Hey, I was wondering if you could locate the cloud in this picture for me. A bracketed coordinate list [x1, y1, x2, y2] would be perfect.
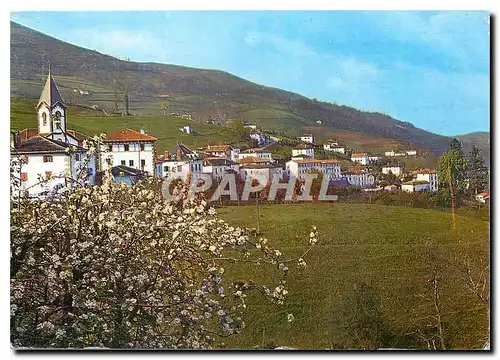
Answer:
[367, 11, 489, 70]
[244, 31, 317, 56]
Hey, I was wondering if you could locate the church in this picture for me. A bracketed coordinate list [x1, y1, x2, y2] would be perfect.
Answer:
[11, 72, 97, 199]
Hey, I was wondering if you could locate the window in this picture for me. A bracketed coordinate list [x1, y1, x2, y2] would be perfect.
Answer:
[43, 155, 53, 163]
[164, 166, 169, 172]
[177, 165, 182, 172]
[108, 145, 113, 152]
[75, 153, 80, 161]
[87, 168, 93, 175]
[45, 171, 52, 179]
[140, 143, 145, 151]
[124, 144, 129, 152]
[20, 172, 28, 181]
[144, 144, 152, 151]
[121, 160, 126, 166]
[42, 113, 47, 126]
[141, 159, 146, 168]
[129, 160, 134, 167]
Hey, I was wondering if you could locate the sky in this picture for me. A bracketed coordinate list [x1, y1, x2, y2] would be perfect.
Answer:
[10, 11, 490, 136]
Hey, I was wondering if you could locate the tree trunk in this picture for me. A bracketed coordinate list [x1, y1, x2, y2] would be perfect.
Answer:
[448, 176, 456, 231]
[256, 192, 261, 234]
[432, 271, 446, 350]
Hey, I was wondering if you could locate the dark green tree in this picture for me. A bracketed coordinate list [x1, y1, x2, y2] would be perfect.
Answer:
[467, 145, 488, 195]
[437, 150, 467, 231]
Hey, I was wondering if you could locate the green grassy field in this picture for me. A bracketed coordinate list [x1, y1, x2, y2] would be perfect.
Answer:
[216, 203, 489, 349]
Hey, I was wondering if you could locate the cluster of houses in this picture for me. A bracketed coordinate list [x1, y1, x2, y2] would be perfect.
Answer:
[10, 73, 454, 200]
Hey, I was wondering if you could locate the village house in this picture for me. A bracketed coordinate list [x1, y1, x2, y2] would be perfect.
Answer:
[384, 184, 399, 192]
[286, 158, 341, 181]
[299, 134, 315, 144]
[249, 132, 273, 146]
[203, 157, 240, 182]
[343, 166, 375, 188]
[351, 153, 370, 165]
[179, 125, 193, 134]
[238, 148, 273, 162]
[401, 180, 430, 193]
[382, 166, 403, 176]
[476, 192, 489, 203]
[239, 157, 283, 184]
[243, 123, 257, 130]
[414, 169, 439, 193]
[406, 150, 417, 156]
[101, 128, 157, 175]
[369, 155, 381, 162]
[11, 72, 97, 199]
[292, 143, 315, 158]
[205, 144, 240, 161]
[323, 140, 345, 154]
[156, 145, 203, 180]
[385, 150, 396, 157]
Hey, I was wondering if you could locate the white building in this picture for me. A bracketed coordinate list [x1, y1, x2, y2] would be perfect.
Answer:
[180, 125, 193, 134]
[415, 169, 439, 193]
[476, 192, 489, 203]
[351, 153, 370, 165]
[11, 72, 97, 199]
[156, 145, 203, 180]
[343, 167, 375, 188]
[406, 150, 417, 156]
[249, 133, 273, 146]
[206, 144, 233, 159]
[203, 157, 240, 182]
[401, 180, 430, 193]
[101, 128, 157, 175]
[369, 156, 381, 162]
[244, 124, 257, 130]
[323, 141, 345, 154]
[299, 134, 315, 144]
[292, 143, 315, 158]
[384, 185, 398, 192]
[239, 161, 284, 185]
[385, 150, 396, 157]
[238, 149, 273, 162]
[382, 166, 403, 176]
[286, 159, 341, 180]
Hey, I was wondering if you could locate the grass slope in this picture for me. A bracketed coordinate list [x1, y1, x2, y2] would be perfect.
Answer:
[217, 203, 489, 349]
[10, 98, 250, 153]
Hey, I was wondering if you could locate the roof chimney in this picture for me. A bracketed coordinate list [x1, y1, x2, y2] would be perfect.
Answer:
[176, 148, 182, 161]
[165, 151, 170, 160]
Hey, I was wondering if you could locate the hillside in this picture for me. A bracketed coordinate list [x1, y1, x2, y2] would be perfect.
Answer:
[11, 21, 466, 157]
[456, 132, 490, 166]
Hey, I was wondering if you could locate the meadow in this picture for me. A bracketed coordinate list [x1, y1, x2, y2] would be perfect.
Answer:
[216, 203, 489, 349]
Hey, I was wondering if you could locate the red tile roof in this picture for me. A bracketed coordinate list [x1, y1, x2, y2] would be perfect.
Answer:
[105, 128, 157, 142]
[239, 156, 267, 164]
[293, 159, 340, 164]
[351, 153, 368, 157]
[478, 192, 489, 197]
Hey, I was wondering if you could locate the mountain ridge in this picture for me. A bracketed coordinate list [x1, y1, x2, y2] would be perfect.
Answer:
[10, 20, 488, 162]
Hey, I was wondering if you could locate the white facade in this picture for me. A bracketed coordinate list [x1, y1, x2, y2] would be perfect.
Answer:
[239, 166, 284, 185]
[230, 148, 240, 162]
[415, 172, 439, 192]
[351, 154, 369, 165]
[286, 159, 341, 180]
[385, 150, 396, 157]
[344, 173, 375, 188]
[406, 150, 417, 156]
[101, 142, 155, 174]
[15, 151, 96, 199]
[401, 181, 430, 193]
[180, 125, 193, 134]
[203, 160, 240, 182]
[239, 150, 273, 162]
[324, 143, 345, 154]
[369, 156, 380, 162]
[158, 159, 203, 180]
[292, 147, 314, 158]
[300, 135, 315, 143]
[382, 166, 402, 176]
[250, 133, 273, 146]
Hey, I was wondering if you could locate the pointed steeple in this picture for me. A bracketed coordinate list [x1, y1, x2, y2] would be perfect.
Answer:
[37, 70, 65, 109]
